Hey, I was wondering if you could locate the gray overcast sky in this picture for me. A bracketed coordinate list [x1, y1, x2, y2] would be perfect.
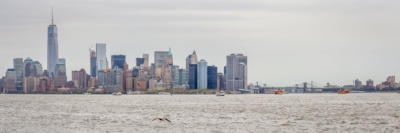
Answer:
[1, 0, 400, 87]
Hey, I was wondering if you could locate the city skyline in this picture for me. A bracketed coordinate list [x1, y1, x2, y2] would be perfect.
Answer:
[1, 0, 400, 86]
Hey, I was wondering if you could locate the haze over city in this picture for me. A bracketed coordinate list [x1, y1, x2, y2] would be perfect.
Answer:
[1, 0, 400, 86]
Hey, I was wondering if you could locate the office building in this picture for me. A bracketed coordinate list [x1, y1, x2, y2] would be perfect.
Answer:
[24, 58, 43, 77]
[197, 59, 207, 89]
[13, 58, 24, 92]
[154, 51, 169, 68]
[354, 79, 362, 89]
[366, 79, 374, 89]
[90, 49, 97, 77]
[96, 43, 107, 76]
[188, 64, 197, 89]
[47, 11, 59, 77]
[72, 69, 88, 89]
[54, 58, 67, 88]
[111, 55, 126, 69]
[136, 58, 144, 67]
[226, 54, 248, 90]
[4, 69, 17, 93]
[186, 50, 198, 70]
[207, 66, 218, 89]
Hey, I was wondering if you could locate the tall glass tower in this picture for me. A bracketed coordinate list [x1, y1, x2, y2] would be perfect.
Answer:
[197, 59, 208, 89]
[96, 43, 107, 76]
[47, 9, 58, 77]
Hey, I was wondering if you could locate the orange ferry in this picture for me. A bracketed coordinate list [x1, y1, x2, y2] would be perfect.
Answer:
[274, 89, 284, 95]
[337, 89, 349, 94]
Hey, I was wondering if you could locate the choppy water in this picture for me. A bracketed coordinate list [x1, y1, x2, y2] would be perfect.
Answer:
[0, 93, 399, 133]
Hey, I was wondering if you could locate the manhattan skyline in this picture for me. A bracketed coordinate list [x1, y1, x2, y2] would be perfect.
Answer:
[1, 0, 400, 86]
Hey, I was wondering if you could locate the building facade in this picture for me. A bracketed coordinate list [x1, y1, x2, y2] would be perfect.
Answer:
[111, 55, 126, 69]
[197, 59, 208, 89]
[47, 14, 59, 77]
[226, 54, 248, 90]
[96, 43, 107, 76]
[188, 64, 197, 89]
[207, 66, 218, 89]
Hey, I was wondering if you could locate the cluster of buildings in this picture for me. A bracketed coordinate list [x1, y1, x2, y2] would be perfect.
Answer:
[0, 15, 248, 94]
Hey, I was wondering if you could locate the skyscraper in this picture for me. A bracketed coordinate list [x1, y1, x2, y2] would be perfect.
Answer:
[4, 69, 17, 93]
[188, 64, 197, 89]
[90, 49, 97, 77]
[142, 54, 149, 68]
[96, 43, 107, 76]
[136, 58, 145, 67]
[24, 58, 43, 77]
[154, 51, 169, 68]
[226, 54, 248, 90]
[54, 58, 67, 88]
[207, 66, 218, 89]
[13, 58, 23, 92]
[111, 55, 126, 69]
[197, 59, 208, 89]
[47, 10, 59, 77]
[186, 50, 198, 70]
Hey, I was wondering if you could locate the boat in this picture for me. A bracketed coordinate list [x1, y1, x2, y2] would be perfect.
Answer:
[112, 92, 122, 96]
[83, 92, 91, 95]
[337, 89, 349, 94]
[216, 91, 225, 96]
[274, 89, 284, 95]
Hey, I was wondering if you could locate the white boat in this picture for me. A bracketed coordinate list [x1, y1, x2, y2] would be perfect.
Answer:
[216, 91, 225, 96]
[112, 92, 122, 96]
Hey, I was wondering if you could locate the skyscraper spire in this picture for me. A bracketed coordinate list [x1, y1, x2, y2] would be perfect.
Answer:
[51, 8, 54, 25]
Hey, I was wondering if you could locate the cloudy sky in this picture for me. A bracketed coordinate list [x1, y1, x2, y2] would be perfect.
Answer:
[0, 0, 399, 87]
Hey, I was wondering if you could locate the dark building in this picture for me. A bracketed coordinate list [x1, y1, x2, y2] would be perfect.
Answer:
[90, 57, 96, 77]
[207, 66, 218, 89]
[189, 64, 197, 89]
[217, 73, 225, 90]
[90, 50, 96, 77]
[111, 55, 126, 69]
[136, 58, 145, 67]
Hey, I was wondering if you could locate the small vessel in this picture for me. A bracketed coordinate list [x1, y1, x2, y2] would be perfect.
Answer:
[337, 89, 349, 94]
[216, 91, 225, 96]
[83, 92, 91, 95]
[274, 89, 284, 95]
[112, 92, 122, 96]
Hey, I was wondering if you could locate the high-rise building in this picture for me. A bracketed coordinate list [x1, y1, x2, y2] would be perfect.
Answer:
[24, 58, 43, 77]
[47, 10, 59, 77]
[111, 55, 126, 69]
[354, 79, 362, 89]
[142, 54, 149, 68]
[23, 76, 39, 93]
[226, 54, 248, 90]
[13, 58, 24, 92]
[366, 79, 374, 89]
[167, 48, 173, 66]
[186, 50, 198, 70]
[207, 66, 218, 89]
[72, 69, 88, 89]
[54, 58, 67, 88]
[197, 59, 208, 89]
[217, 73, 225, 90]
[188, 64, 197, 89]
[90, 49, 97, 77]
[173, 68, 189, 89]
[154, 51, 169, 68]
[96, 43, 107, 76]
[136, 58, 145, 67]
[4, 69, 17, 93]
